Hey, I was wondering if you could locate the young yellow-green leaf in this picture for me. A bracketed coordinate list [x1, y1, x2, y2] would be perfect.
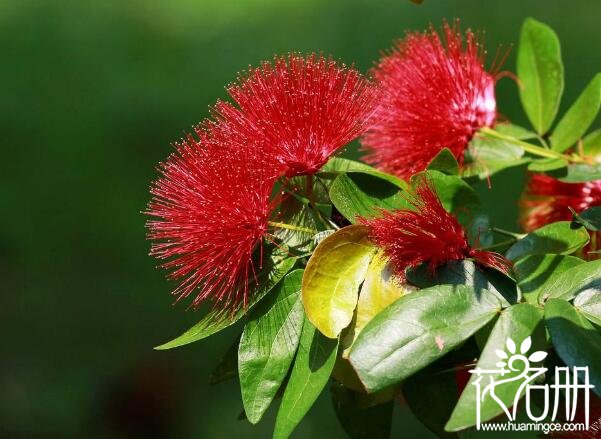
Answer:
[517, 18, 564, 134]
[583, 128, 601, 158]
[494, 122, 538, 140]
[445, 304, 546, 431]
[341, 251, 414, 357]
[574, 290, 601, 326]
[551, 73, 601, 152]
[505, 221, 589, 262]
[273, 317, 338, 439]
[427, 148, 459, 175]
[239, 270, 305, 424]
[527, 157, 568, 172]
[513, 254, 584, 305]
[557, 163, 601, 183]
[545, 299, 601, 397]
[541, 259, 601, 303]
[349, 285, 502, 393]
[329, 173, 409, 223]
[302, 225, 376, 338]
[330, 382, 394, 439]
[354, 252, 413, 337]
[155, 251, 296, 350]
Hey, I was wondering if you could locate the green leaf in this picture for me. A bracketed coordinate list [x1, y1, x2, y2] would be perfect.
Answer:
[427, 148, 459, 175]
[302, 225, 375, 338]
[404, 366, 459, 438]
[406, 259, 516, 307]
[574, 289, 601, 326]
[505, 221, 589, 262]
[545, 299, 601, 397]
[417, 170, 492, 246]
[330, 382, 393, 439]
[572, 206, 601, 231]
[513, 254, 584, 305]
[238, 270, 305, 424]
[155, 250, 296, 350]
[445, 304, 546, 431]
[349, 285, 502, 393]
[319, 157, 407, 189]
[583, 128, 601, 158]
[462, 133, 527, 179]
[551, 73, 601, 152]
[517, 18, 564, 134]
[209, 336, 240, 385]
[273, 317, 338, 439]
[494, 122, 538, 140]
[541, 259, 601, 302]
[557, 163, 601, 183]
[329, 173, 409, 223]
[527, 157, 568, 172]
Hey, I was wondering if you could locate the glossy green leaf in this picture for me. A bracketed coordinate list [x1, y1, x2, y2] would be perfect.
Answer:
[517, 18, 564, 134]
[273, 317, 338, 439]
[557, 163, 601, 183]
[545, 299, 601, 396]
[302, 225, 375, 338]
[541, 259, 601, 302]
[209, 336, 240, 385]
[155, 251, 296, 350]
[513, 254, 584, 305]
[572, 206, 601, 231]
[427, 148, 459, 175]
[418, 170, 492, 246]
[404, 366, 459, 438]
[330, 382, 394, 439]
[239, 270, 305, 424]
[320, 157, 407, 188]
[551, 73, 601, 152]
[505, 221, 589, 262]
[329, 173, 409, 223]
[494, 122, 538, 140]
[527, 157, 568, 172]
[462, 133, 527, 179]
[407, 259, 516, 307]
[349, 285, 502, 393]
[583, 128, 601, 158]
[445, 304, 546, 431]
[574, 289, 601, 326]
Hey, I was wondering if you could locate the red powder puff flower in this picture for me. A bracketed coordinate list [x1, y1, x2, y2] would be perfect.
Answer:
[520, 173, 601, 259]
[359, 178, 511, 278]
[213, 53, 378, 177]
[520, 173, 601, 231]
[362, 21, 500, 179]
[146, 122, 279, 309]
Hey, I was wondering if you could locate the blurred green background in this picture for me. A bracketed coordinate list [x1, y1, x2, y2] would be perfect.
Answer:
[3, 0, 601, 437]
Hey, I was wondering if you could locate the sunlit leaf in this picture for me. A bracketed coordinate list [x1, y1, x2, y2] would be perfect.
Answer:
[302, 225, 376, 338]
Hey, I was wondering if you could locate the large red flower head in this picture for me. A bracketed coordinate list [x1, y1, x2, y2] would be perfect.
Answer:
[362, 21, 498, 179]
[214, 53, 378, 177]
[359, 177, 510, 278]
[520, 173, 601, 231]
[146, 122, 278, 309]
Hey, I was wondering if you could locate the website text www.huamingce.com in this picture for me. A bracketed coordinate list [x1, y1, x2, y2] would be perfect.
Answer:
[479, 421, 588, 435]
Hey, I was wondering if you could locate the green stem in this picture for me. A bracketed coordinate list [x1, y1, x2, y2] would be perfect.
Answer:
[480, 127, 585, 163]
[268, 221, 317, 234]
[492, 227, 526, 239]
[478, 238, 517, 251]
